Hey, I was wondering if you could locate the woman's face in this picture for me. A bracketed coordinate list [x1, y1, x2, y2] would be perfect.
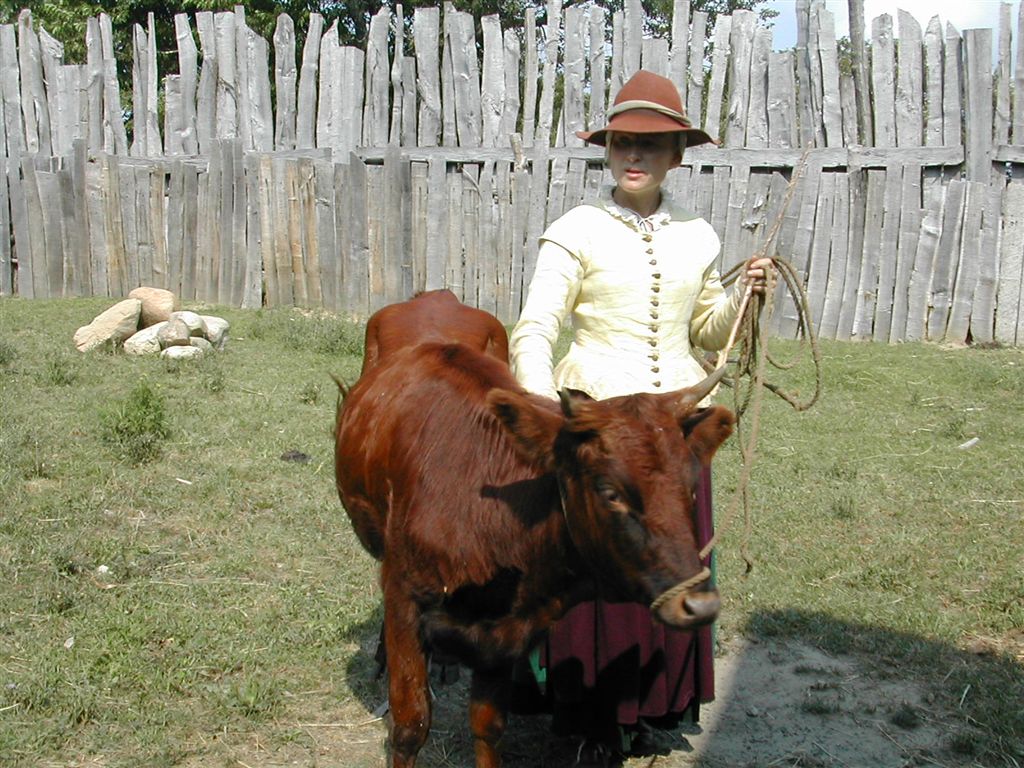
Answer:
[606, 131, 682, 200]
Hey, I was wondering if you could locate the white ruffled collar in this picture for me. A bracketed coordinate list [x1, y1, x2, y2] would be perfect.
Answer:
[599, 186, 676, 233]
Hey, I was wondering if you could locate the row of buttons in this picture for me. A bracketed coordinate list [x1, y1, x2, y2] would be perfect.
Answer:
[644, 232, 661, 388]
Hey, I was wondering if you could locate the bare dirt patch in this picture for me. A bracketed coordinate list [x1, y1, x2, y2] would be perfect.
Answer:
[191, 635, 977, 768]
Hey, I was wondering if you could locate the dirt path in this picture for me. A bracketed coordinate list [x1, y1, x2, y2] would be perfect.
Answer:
[493, 636, 957, 768]
[196, 636, 970, 768]
[644, 636, 956, 767]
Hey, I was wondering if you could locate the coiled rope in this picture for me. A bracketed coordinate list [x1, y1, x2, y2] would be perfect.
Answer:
[700, 154, 824, 570]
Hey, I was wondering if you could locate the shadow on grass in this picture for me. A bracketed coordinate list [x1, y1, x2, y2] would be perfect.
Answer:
[340, 607, 587, 767]
[340, 608, 1023, 767]
[341, 603, 387, 707]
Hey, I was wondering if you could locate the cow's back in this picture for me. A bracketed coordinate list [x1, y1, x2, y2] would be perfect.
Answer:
[361, 290, 509, 375]
[336, 342, 541, 567]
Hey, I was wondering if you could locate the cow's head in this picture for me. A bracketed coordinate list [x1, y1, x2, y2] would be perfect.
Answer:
[487, 370, 734, 629]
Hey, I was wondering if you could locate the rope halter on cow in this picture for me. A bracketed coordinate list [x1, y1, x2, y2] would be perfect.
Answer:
[557, 368, 728, 616]
[649, 566, 712, 613]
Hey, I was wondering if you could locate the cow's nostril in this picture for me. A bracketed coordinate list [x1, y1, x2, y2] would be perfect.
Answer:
[683, 591, 721, 621]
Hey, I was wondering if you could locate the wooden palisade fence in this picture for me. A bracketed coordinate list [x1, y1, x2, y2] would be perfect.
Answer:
[0, 0, 1023, 345]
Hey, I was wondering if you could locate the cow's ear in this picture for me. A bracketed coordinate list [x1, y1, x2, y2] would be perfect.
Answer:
[487, 389, 562, 468]
[679, 405, 735, 466]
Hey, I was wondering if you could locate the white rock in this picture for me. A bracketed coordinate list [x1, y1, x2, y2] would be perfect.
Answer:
[128, 287, 178, 327]
[190, 337, 214, 353]
[123, 322, 168, 356]
[157, 318, 192, 348]
[199, 315, 230, 348]
[73, 299, 142, 352]
[170, 310, 207, 337]
[161, 345, 205, 361]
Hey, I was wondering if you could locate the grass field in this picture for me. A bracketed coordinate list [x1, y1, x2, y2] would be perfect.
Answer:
[0, 297, 1021, 767]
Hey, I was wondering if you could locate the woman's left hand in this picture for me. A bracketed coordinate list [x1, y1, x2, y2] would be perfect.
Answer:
[742, 256, 774, 295]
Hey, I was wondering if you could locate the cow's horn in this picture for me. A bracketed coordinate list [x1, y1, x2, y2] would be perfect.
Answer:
[677, 365, 728, 408]
[330, 373, 350, 398]
[558, 388, 576, 418]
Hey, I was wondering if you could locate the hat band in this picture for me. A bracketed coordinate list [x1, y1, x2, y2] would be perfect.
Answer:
[607, 99, 691, 127]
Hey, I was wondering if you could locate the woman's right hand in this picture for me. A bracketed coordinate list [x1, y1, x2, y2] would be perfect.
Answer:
[742, 256, 774, 295]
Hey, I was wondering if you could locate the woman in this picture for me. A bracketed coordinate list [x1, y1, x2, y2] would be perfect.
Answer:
[508, 70, 771, 762]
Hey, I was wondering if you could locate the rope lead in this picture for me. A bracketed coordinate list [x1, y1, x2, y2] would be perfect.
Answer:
[701, 153, 824, 571]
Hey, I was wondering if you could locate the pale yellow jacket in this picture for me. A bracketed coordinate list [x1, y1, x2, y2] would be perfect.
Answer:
[510, 187, 742, 400]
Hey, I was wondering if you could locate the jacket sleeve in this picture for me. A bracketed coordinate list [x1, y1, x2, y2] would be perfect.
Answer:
[509, 240, 584, 399]
[688, 261, 745, 352]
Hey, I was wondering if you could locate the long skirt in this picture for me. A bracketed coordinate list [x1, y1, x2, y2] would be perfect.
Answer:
[514, 466, 715, 742]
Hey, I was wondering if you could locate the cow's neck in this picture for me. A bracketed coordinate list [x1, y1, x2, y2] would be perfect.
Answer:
[421, 474, 595, 666]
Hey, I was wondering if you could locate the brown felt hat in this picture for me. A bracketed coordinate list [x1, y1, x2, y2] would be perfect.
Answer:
[576, 69, 716, 148]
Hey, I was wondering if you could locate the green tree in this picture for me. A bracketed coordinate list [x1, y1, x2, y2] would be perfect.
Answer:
[0, 0, 527, 136]
[2, 0, 770, 72]
[0, 2, 530, 72]
[577, 0, 776, 36]
[1, 0, 771, 145]
[0, 2, 302, 73]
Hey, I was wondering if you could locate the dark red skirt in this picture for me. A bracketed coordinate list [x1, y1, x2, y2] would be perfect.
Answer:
[515, 467, 715, 741]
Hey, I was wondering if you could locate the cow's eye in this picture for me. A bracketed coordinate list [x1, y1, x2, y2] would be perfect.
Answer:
[596, 482, 626, 510]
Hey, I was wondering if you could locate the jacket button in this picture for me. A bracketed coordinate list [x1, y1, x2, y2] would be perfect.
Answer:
[650, 353, 660, 361]
[649, 259, 657, 266]
[651, 299, 659, 307]
[651, 366, 660, 373]
[648, 339, 657, 347]
[652, 272, 661, 279]
[650, 311, 659, 319]
[649, 324, 659, 332]
[651, 286, 660, 293]
[646, 248, 654, 255]
[653, 381, 662, 387]
[642, 234, 652, 242]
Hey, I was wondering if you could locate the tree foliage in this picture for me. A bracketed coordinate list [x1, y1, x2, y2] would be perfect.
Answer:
[0, 2, 531, 69]
[0, 0, 770, 113]
[584, 0, 775, 37]
[2, 0, 771, 64]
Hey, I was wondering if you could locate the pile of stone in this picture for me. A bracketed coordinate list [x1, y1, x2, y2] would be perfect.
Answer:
[73, 287, 230, 360]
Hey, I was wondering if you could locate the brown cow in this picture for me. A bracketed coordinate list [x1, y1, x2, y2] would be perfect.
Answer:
[334, 342, 733, 768]
[360, 289, 509, 375]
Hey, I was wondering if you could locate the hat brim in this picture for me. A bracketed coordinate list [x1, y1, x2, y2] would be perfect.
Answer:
[576, 108, 717, 148]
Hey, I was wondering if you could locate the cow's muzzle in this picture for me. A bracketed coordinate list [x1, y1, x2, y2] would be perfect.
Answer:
[650, 567, 721, 628]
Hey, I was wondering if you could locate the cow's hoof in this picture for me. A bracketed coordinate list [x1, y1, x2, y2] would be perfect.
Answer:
[428, 654, 461, 686]
[624, 720, 669, 757]
[573, 739, 618, 767]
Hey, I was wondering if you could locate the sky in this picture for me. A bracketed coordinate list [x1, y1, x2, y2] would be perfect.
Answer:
[763, 0, 1021, 50]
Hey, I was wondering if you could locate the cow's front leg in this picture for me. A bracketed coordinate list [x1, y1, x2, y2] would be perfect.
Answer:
[469, 666, 511, 768]
[383, 595, 430, 768]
